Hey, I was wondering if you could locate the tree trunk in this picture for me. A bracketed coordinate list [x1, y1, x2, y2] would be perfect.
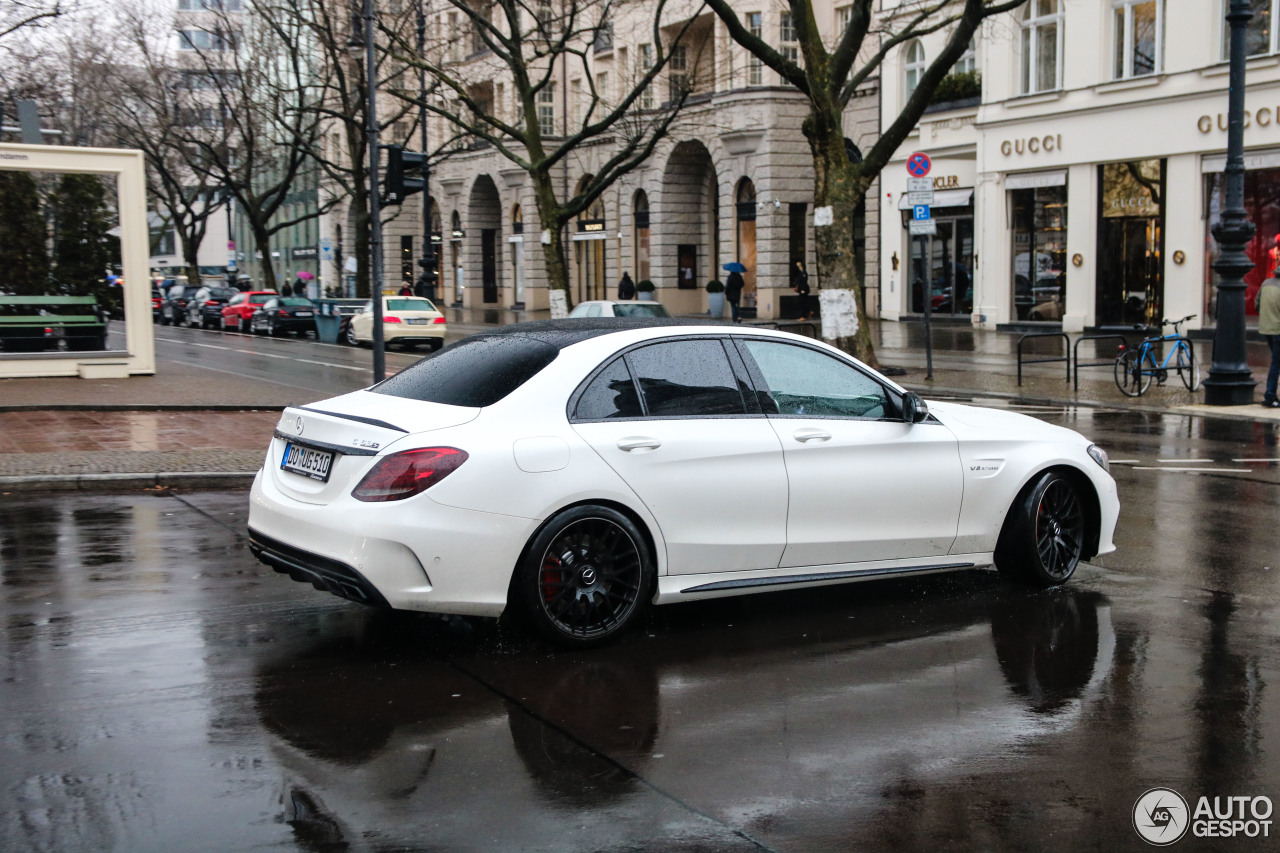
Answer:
[183, 236, 201, 285]
[353, 188, 371, 299]
[803, 114, 879, 369]
[250, 220, 276, 291]
[531, 172, 571, 308]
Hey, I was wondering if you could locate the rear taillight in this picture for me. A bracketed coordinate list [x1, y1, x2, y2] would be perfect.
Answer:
[352, 447, 468, 502]
[432, 317, 446, 324]
[384, 316, 402, 323]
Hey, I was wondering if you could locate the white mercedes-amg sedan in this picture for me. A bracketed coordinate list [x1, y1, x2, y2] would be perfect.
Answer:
[248, 320, 1119, 646]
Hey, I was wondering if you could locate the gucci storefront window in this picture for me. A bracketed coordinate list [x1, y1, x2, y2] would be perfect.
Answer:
[1205, 166, 1279, 326]
[1010, 183, 1068, 322]
[1098, 159, 1164, 327]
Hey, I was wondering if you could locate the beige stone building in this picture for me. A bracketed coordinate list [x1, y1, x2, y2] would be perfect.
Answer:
[344, 1, 880, 321]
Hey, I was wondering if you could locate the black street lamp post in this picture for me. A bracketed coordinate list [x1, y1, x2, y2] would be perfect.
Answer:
[416, 0, 436, 301]
[362, 0, 387, 383]
[1205, 0, 1258, 405]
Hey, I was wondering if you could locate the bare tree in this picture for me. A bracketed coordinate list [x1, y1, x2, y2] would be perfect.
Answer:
[392, 0, 705, 309]
[703, 0, 1024, 366]
[0, 1, 65, 43]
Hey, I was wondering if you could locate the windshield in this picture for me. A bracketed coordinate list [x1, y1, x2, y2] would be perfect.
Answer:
[280, 297, 313, 306]
[613, 303, 670, 318]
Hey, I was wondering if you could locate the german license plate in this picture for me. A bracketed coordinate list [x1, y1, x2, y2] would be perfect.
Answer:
[281, 441, 334, 482]
[295, 311, 313, 317]
[406, 318, 429, 325]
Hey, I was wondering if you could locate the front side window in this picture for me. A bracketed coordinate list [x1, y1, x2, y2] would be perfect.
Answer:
[904, 40, 925, 97]
[1021, 0, 1062, 94]
[626, 339, 747, 417]
[1113, 0, 1162, 79]
[738, 340, 891, 419]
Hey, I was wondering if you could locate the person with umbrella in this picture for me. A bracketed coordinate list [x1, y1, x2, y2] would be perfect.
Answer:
[722, 262, 746, 323]
[294, 270, 314, 297]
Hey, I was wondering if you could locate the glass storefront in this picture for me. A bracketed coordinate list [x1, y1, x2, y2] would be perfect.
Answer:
[1205, 166, 1278, 325]
[909, 213, 974, 316]
[1097, 159, 1164, 326]
[1010, 184, 1068, 321]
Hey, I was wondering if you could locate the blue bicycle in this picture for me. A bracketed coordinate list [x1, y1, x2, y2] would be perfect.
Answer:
[1113, 314, 1201, 397]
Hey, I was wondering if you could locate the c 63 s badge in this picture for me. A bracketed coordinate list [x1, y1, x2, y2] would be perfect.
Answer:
[352, 438, 380, 449]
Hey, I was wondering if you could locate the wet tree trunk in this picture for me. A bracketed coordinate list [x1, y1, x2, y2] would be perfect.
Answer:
[250, 219, 276, 292]
[802, 110, 878, 369]
[532, 172, 571, 312]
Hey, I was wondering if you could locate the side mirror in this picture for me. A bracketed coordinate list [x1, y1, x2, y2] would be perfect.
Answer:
[902, 391, 929, 424]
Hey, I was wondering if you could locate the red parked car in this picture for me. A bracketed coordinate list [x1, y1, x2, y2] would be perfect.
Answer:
[221, 290, 279, 333]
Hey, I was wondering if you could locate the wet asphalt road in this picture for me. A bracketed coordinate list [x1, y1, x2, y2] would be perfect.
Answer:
[2, 407, 1280, 852]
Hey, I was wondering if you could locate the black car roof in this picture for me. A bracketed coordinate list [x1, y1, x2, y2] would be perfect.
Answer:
[468, 317, 718, 351]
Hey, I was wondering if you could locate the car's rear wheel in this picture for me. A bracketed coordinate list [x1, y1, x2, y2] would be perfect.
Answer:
[515, 506, 652, 647]
[995, 471, 1085, 587]
[345, 324, 360, 346]
[239, 316, 251, 334]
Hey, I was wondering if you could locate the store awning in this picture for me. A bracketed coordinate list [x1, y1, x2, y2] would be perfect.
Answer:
[897, 188, 973, 209]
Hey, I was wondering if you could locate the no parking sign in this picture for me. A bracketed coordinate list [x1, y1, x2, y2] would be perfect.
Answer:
[906, 151, 932, 177]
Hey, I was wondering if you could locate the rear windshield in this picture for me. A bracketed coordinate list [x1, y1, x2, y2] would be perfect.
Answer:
[386, 298, 434, 311]
[280, 297, 313, 306]
[373, 335, 559, 407]
[613, 303, 669, 318]
[208, 288, 237, 299]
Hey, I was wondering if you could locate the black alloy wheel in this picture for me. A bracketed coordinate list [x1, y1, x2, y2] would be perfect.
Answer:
[516, 506, 652, 647]
[995, 471, 1086, 587]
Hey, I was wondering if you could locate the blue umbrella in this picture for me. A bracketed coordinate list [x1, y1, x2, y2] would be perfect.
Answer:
[722, 262, 748, 273]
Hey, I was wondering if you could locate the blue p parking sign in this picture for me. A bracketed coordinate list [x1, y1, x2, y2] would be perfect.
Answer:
[912, 204, 931, 221]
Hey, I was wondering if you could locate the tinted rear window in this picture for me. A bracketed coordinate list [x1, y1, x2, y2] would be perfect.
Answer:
[613, 303, 669, 318]
[387, 298, 434, 311]
[373, 335, 559, 407]
[280, 297, 313, 306]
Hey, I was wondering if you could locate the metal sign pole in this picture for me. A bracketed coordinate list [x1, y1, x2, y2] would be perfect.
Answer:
[920, 235, 933, 381]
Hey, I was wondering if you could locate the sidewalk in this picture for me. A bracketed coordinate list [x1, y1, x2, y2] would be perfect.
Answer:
[2, 310, 1277, 491]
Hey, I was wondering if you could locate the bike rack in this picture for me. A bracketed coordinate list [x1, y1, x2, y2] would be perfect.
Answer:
[1072, 334, 1131, 391]
[1016, 332, 1071, 386]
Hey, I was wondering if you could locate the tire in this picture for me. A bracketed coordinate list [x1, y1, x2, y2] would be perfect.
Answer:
[269, 319, 281, 337]
[428, 338, 444, 352]
[239, 316, 251, 334]
[1113, 350, 1151, 397]
[1176, 341, 1200, 391]
[995, 471, 1086, 588]
[159, 310, 171, 326]
[514, 505, 653, 647]
[345, 324, 360, 346]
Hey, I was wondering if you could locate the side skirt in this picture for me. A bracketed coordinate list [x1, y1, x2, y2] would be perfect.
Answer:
[655, 554, 993, 604]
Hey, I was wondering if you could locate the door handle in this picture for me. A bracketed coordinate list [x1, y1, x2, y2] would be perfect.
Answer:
[617, 436, 662, 452]
[792, 428, 832, 443]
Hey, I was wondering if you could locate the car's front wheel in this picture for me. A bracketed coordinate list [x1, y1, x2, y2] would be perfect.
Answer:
[345, 324, 360, 346]
[514, 506, 652, 647]
[995, 471, 1085, 587]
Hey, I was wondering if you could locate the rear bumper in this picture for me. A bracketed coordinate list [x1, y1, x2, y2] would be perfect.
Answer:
[248, 528, 390, 607]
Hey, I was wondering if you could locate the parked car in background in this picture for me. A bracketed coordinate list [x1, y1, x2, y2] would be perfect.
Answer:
[151, 286, 163, 322]
[346, 296, 446, 350]
[251, 297, 318, 337]
[221, 290, 278, 333]
[568, 300, 672, 319]
[159, 283, 207, 326]
[187, 285, 240, 329]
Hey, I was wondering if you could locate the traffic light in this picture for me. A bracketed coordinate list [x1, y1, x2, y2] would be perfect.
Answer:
[383, 145, 426, 204]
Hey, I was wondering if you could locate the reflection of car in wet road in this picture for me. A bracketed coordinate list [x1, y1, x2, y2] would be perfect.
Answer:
[248, 320, 1119, 647]
[253, 583, 1112, 850]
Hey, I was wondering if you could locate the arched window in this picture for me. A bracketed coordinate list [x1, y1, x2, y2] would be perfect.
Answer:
[904, 40, 925, 97]
[1021, 0, 1063, 94]
[633, 190, 650, 283]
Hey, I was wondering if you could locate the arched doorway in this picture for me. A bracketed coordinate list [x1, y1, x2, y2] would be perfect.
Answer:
[510, 204, 525, 306]
[574, 177, 607, 302]
[468, 175, 502, 304]
[735, 178, 757, 307]
[661, 140, 717, 303]
[633, 190, 650, 284]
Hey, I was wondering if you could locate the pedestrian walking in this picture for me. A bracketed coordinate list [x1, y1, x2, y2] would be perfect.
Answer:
[725, 270, 744, 323]
[618, 272, 636, 300]
[1258, 271, 1280, 408]
[792, 261, 811, 319]
[399, 280, 413, 296]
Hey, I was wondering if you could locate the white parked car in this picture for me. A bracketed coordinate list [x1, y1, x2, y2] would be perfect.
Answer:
[568, 300, 671, 319]
[346, 296, 447, 350]
[248, 320, 1119, 646]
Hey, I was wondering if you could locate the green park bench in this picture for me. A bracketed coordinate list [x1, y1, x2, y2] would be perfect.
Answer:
[0, 295, 109, 353]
